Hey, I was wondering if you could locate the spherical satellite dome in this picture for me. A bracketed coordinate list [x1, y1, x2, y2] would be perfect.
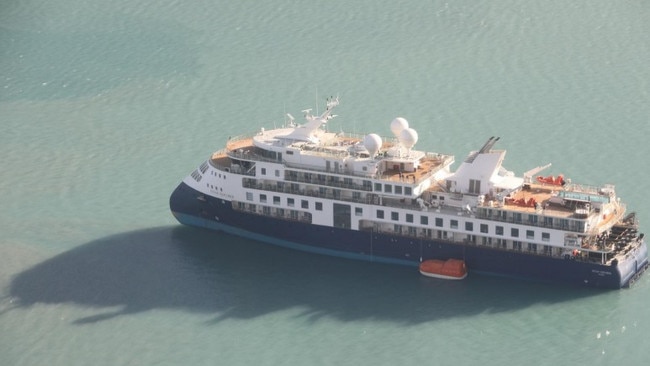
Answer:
[363, 133, 382, 157]
[399, 128, 418, 149]
[390, 117, 409, 137]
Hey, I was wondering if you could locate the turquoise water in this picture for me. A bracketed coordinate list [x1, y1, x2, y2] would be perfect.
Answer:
[1, 1, 649, 365]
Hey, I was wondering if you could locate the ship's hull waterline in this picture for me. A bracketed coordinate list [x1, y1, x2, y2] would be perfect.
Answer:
[171, 182, 649, 289]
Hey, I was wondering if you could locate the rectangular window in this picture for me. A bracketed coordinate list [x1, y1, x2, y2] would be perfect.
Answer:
[355, 207, 362, 216]
[513, 241, 522, 251]
[528, 243, 537, 252]
[261, 168, 266, 175]
[374, 183, 382, 192]
[273, 196, 280, 205]
[406, 214, 413, 223]
[544, 217, 554, 227]
[315, 202, 323, 211]
[450, 220, 458, 229]
[395, 186, 403, 194]
[377, 210, 384, 219]
[391, 212, 399, 221]
[465, 222, 473, 231]
[404, 187, 412, 195]
[246, 192, 253, 201]
[496, 226, 504, 235]
[384, 184, 392, 193]
[511, 228, 519, 237]
[421, 216, 429, 225]
[275, 170, 280, 177]
[480, 224, 488, 233]
[301, 200, 309, 209]
[260, 194, 267, 203]
[526, 230, 534, 239]
[287, 198, 295, 207]
[469, 179, 481, 194]
[542, 232, 550, 242]
[435, 218, 443, 227]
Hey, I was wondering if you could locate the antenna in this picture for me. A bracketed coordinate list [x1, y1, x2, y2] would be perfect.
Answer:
[286, 113, 295, 127]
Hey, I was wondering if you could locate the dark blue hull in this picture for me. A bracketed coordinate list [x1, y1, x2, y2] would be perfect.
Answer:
[170, 182, 648, 289]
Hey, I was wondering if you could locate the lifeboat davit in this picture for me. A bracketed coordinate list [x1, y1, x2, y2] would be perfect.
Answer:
[536, 174, 565, 186]
[419, 259, 468, 280]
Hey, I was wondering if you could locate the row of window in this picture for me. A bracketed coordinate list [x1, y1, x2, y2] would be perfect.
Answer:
[373, 182, 413, 196]
[210, 170, 227, 179]
[234, 202, 312, 223]
[260, 167, 280, 177]
[244, 190, 552, 243]
[267, 167, 415, 197]
[247, 192, 323, 211]
[477, 207, 585, 232]
[190, 169, 202, 182]
[374, 209, 552, 242]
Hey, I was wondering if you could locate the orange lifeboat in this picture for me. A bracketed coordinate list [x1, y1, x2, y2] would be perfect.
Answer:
[536, 174, 565, 186]
[419, 259, 467, 280]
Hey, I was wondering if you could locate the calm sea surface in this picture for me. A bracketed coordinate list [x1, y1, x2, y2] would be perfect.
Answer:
[1, 1, 649, 365]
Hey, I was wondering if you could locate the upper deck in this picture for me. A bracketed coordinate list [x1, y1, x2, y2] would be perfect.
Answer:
[212, 132, 454, 183]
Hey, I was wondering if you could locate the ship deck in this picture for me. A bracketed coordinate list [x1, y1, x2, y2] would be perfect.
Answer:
[213, 136, 452, 184]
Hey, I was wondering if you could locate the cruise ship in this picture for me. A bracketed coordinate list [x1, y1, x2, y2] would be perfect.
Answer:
[170, 97, 648, 288]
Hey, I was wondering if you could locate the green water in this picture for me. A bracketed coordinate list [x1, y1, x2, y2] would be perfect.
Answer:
[1, 1, 649, 365]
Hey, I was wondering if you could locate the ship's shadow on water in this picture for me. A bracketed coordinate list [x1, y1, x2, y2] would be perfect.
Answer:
[9, 226, 602, 324]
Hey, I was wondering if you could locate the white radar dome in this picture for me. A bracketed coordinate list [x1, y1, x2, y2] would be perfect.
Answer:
[363, 133, 382, 157]
[399, 128, 418, 149]
[390, 117, 409, 137]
